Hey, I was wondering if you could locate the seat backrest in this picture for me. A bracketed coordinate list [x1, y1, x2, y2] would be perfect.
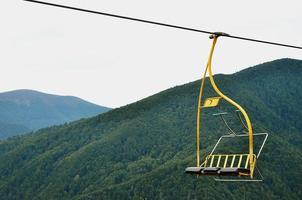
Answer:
[204, 154, 256, 169]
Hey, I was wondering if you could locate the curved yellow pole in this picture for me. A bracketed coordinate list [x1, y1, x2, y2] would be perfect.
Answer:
[197, 35, 255, 178]
[196, 64, 209, 167]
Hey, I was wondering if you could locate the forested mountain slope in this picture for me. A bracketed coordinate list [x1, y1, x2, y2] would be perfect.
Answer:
[0, 58, 301, 200]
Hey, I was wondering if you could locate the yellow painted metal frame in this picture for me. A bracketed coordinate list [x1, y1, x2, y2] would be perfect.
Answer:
[196, 35, 255, 178]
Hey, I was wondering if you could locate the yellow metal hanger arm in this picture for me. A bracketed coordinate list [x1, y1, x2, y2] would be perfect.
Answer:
[196, 35, 255, 178]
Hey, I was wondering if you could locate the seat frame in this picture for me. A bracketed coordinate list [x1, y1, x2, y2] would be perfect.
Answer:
[186, 133, 268, 181]
[209, 133, 268, 159]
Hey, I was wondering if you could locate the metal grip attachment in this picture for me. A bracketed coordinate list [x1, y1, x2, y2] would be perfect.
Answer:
[210, 32, 230, 39]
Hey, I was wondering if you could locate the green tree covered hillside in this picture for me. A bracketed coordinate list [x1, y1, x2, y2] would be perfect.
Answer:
[0, 58, 301, 199]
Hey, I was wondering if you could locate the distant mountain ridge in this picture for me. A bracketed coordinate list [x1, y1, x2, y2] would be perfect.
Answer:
[0, 89, 110, 138]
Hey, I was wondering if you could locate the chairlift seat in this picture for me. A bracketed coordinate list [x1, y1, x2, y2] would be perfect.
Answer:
[186, 154, 256, 177]
[185, 167, 204, 174]
[217, 167, 250, 176]
[202, 167, 220, 175]
[217, 167, 251, 176]
[218, 167, 244, 176]
[185, 166, 250, 176]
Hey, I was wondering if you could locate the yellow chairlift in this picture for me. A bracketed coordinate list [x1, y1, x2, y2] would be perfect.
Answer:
[185, 33, 268, 182]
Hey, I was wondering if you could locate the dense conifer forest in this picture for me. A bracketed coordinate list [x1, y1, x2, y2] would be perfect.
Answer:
[0, 58, 301, 199]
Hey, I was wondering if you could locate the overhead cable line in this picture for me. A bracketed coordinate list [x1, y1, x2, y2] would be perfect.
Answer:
[24, 0, 302, 50]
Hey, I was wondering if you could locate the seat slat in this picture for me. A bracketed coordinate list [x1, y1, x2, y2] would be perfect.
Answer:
[216, 155, 221, 167]
[238, 155, 243, 168]
[210, 155, 215, 167]
[245, 155, 250, 169]
[230, 155, 236, 167]
[223, 155, 229, 168]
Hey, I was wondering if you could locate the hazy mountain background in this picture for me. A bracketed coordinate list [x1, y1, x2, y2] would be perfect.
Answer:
[0, 90, 111, 139]
[0, 58, 301, 199]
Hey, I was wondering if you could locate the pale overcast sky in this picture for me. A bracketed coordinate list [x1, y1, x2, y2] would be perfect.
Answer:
[1, 0, 301, 107]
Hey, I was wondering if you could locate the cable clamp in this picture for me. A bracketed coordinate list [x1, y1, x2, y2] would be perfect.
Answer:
[210, 32, 230, 39]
